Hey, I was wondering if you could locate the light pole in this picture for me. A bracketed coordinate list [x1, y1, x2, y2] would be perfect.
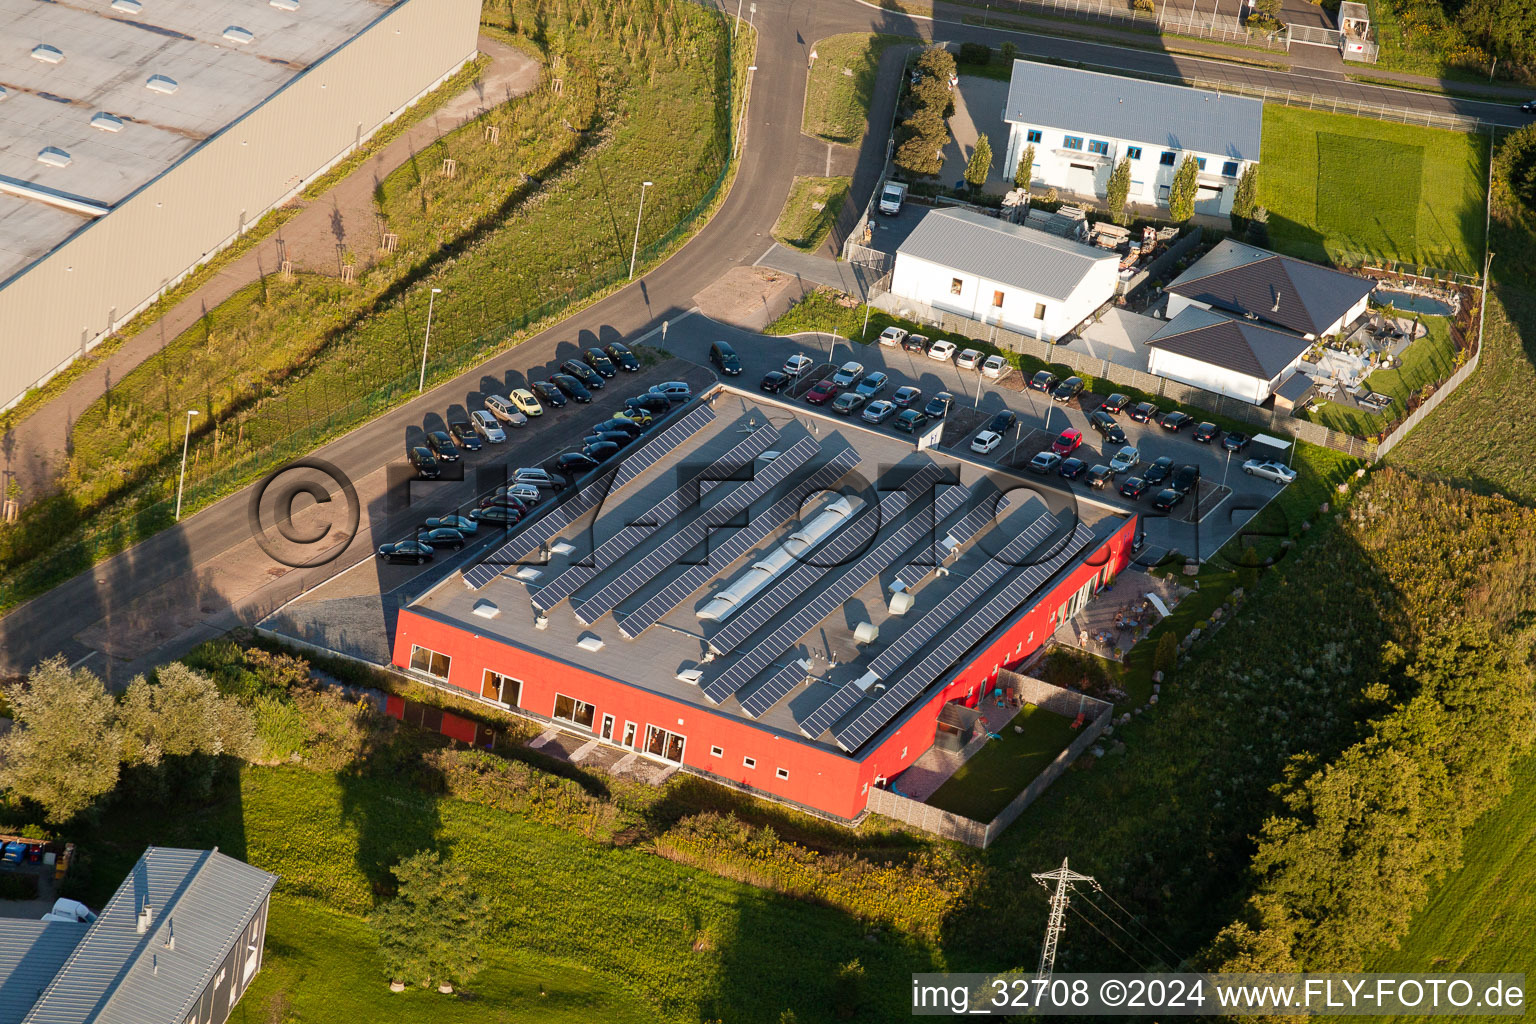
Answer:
[748, 1, 756, 34]
[418, 287, 442, 393]
[629, 180, 653, 280]
[734, 66, 757, 160]
[1221, 448, 1233, 490]
[734, 0, 745, 35]
[809, 48, 818, 72]
[828, 329, 841, 367]
[175, 409, 199, 522]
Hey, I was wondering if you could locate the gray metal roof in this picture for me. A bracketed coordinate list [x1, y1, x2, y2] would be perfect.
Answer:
[895, 207, 1117, 301]
[1146, 306, 1311, 380]
[0, 921, 86, 1024]
[1004, 60, 1262, 162]
[1167, 238, 1374, 336]
[23, 848, 277, 1024]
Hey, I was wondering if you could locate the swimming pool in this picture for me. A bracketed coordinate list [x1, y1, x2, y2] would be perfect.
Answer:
[1372, 288, 1454, 317]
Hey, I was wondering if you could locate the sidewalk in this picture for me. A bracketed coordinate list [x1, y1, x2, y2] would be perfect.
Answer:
[1, 36, 540, 506]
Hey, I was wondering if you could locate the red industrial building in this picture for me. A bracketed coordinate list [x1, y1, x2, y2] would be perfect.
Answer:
[392, 389, 1137, 821]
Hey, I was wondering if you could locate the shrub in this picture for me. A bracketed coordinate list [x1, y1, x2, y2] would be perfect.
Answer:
[958, 42, 991, 65]
[999, 41, 1018, 61]
[371, 849, 489, 989]
[0, 874, 37, 901]
[1168, 156, 1200, 222]
[1153, 633, 1180, 677]
[1014, 143, 1035, 189]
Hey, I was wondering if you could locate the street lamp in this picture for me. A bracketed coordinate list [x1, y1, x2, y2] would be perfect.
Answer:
[734, 66, 758, 160]
[418, 287, 442, 393]
[828, 329, 842, 367]
[734, 0, 745, 36]
[629, 180, 653, 280]
[175, 409, 199, 522]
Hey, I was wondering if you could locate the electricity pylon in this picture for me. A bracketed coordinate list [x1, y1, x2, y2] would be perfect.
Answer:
[1032, 858, 1097, 981]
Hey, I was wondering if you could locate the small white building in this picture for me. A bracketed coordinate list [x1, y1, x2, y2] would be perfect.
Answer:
[889, 207, 1119, 341]
[1001, 61, 1262, 217]
[1166, 238, 1374, 340]
[1145, 306, 1312, 405]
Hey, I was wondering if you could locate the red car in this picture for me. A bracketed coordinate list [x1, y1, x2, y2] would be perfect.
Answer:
[1051, 428, 1083, 455]
[805, 379, 841, 406]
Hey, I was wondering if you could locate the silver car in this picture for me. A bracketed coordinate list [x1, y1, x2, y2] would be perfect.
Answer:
[1108, 446, 1140, 475]
[471, 410, 508, 442]
[1243, 458, 1297, 484]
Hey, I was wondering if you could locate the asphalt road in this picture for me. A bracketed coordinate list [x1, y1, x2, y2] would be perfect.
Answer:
[0, 0, 1520, 680]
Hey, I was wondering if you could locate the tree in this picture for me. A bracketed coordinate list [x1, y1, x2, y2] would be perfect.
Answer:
[1245, 205, 1271, 247]
[1230, 165, 1259, 230]
[1013, 143, 1035, 189]
[910, 73, 953, 116]
[999, 41, 1018, 62]
[372, 850, 490, 990]
[915, 45, 956, 84]
[119, 664, 255, 799]
[1153, 632, 1179, 678]
[1168, 155, 1200, 222]
[896, 107, 947, 177]
[1105, 157, 1133, 225]
[831, 958, 866, 1020]
[1248, 0, 1283, 31]
[964, 133, 993, 189]
[1496, 123, 1536, 213]
[0, 657, 122, 823]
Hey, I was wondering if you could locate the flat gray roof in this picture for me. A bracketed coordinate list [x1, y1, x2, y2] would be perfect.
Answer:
[0, 0, 394, 283]
[1004, 60, 1263, 162]
[897, 207, 1117, 301]
[411, 390, 1125, 758]
[0, 921, 86, 1024]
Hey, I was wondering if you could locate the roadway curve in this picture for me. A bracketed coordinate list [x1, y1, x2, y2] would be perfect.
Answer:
[0, 0, 1525, 681]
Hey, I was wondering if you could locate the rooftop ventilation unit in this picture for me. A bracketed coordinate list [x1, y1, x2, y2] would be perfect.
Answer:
[470, 599, 500, 620]
[675, 668, 703, 684]
[145, 75, 179, 95]
[513, 566, 541, 582]
[90, 112, 124, 133]
[32, 45, 64, 64]
[36, 147, 72, 168]
[887, 590, 915, 616]
[549, 540, 575, 557]
[576, 635, 605, 653]
[270, 0, 300, 9]
[222, 26, 254, 44]
[852, 622, 879, 645]
[111, 0, 142, 12]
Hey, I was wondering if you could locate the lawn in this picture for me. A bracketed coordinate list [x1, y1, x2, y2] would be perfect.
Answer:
[802, 33, 910, 146]
[771, 176, 851, 251]
[1302, 313, 1461, 437]
[926, 705, 1081, 821]
[1259, 106, 1488, 274]
[235, 896, 660, 1024]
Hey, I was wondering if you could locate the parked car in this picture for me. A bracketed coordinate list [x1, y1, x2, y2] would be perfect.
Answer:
[501, 482, 542, 505]
[467, 410, 505, 444]
[1051, 428, 1083, 455]
[855, 371, 889, 398]
[1100, 393, 1130, 414]
[986, 409, 1017, 434]
[532, 380, 568, 408]
[830, 361, 865, 387]
[955, 348, 982, 370]
[927, 339, 957, 362]
[425, 430, 460, 462]
[1222, 431, 1252, 453]
[1087, 464, 1115, 489]
[1058, 457, 1088, 480]
[760, 370, 791, 394]
[605, 341, 640, 371]
[426, 515, 478, 536]
[1243, 459, 1297, 484]
[970, 430, 1003, 455]
[1052, 376, 1084, 403]
[583, 440, 622, 462]
[1028, 451, 1063, 475]
[484, 394, 530, 426]
[805, 379, 840, 405]
[1130, 401, 1159, 423]
[1523, 98, 1536, 114]
[981, 354, 1008, 379]
[551, 373, 592, 403]
[648, 381, 692, 402]
[892, 385, 922, 409]
[583, 430, 636, 449]
[612, 407, 653, 428]
[479, 493, 529, 515]
[893, 409, 930, 433]
[561, 359, 605, 389]
[862, 399, 897, 424]
[555, 452, 599, 474]
[831, 392, 868, 416]
[923, 392, 954, 419]
[378, 540, 434, 565]
[1151, 488, 1185, 512]
[1160, 411, 1195, 432]
[783, 354, 815, 377]
[509, 388, 543, 417]
[878, 326, 908, 347]
[1119, 475, 1150, 499]
[583, 348, 617, 378]
[1171, 464, 1201, 494]
[1108, 446, 1140, 474]
[1088, 410, 1127, 445]
[592, 418, 643, 437]
[447, 419, 482, 452]
[1029, 370, 1059, 393]
[1193, 421, 1219, 443]
[710, 340, 743, 376]
[409, 446, 440, 479]
[903, 333, 928, 353]
[515, 467, 568, 492]
[469, 504, 523, 526]
[1143, 455, 1175, 485]
[416, 527, 467, 551]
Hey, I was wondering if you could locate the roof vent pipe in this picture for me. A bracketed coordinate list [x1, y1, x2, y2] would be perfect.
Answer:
[137, 904, 153, 934]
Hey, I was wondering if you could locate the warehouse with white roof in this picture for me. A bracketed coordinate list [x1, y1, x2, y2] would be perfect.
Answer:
[0, 0, 480, 412]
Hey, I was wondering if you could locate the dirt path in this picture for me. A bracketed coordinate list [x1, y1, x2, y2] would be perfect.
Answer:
[1, 36, 539, 505]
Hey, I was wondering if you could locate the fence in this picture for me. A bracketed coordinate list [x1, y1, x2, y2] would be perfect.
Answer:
[1117, 226, 1205, 297]
[976, 0, 1289, 51]
[864, 671, 1112, 848]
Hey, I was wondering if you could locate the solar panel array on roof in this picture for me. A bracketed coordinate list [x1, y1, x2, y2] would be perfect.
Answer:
[706, 463, 951, 656]
[700, 478, 972, 705]
[462, 468, 619, 589]
[891, 491, 1012, 592]
[571, 435, 820, 624]
[797, 680, 866, 738]
[616, 447, 863, 638]
[832, 522, 1095, 752]
[740, 658, 812, 719]
[608, 403, 717, 491]
[530, 423, 777, 611]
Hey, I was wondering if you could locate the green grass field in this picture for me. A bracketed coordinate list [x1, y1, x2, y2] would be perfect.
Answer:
[1259, 106, 1488, 274]
[927, 706, 1080, 821]
[772, 176, 850, 251]
[235, 896, 659, 1024]
[802, 33, 909, 145]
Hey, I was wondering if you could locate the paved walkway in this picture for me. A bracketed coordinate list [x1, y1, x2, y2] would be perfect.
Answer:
[1, 37, 539, 505]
